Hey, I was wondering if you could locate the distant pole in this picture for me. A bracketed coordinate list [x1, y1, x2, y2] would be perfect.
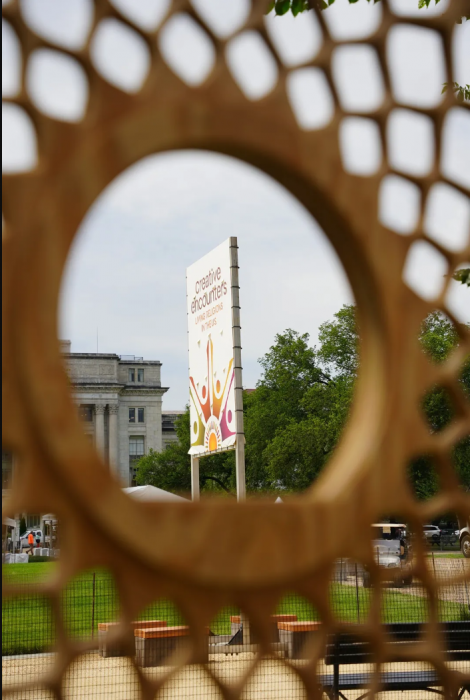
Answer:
[96, 328, 98, 354]
[355, 563, 361, 624]
[461, 560, 470, 610]
[91, 572, 96, 640]
[191, 456, 200, 501]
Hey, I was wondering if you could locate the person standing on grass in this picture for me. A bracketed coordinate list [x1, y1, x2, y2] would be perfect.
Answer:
[27, 531, 34, 555]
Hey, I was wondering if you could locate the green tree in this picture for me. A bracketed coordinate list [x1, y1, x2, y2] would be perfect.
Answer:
[408, 312, 470, 499]
[420, 311, 461, 363]
[268, 0, 469, 24]
[244, 306, 356, 491]
[262, 416, 328, 490]
[453, 268, 470, 286]
[137, 307, 468, 499]
[317, 304, 358, 378]
[244, 328, 331, 490]
[263, 375, 354, 489]
[420, 311, 470, 431]
[20, 517, 27, 536]
[257, 307, 469, 497]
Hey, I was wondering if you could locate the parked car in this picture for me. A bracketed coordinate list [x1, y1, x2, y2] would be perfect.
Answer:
[364, 524, 413, 588]
[460, 526, 470, 558]
[19, 529, 43, 550]
[423, 524, 441, 544]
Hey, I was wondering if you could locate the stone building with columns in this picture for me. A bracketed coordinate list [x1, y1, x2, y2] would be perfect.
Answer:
[62, 341, 169, 486]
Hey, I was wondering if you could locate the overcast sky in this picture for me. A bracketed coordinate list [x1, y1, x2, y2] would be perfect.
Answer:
[2, 0, 469, 408]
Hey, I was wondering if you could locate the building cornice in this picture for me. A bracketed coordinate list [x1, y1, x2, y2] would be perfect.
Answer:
[71, 384, 169, 396]
[118, 360, 162, 366]
[66, 353, 120, 360]
[71, 383, 125, 391]
[65, 354, 162, 365]
[122, 386, 169, 396]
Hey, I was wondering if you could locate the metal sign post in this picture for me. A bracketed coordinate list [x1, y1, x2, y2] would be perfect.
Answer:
[191, 455, 200, 501]
[235, 440, 246, 502]
[230, 238, 246, 502]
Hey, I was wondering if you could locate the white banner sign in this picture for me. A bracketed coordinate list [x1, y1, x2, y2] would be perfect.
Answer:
[186, 238, 242, 456]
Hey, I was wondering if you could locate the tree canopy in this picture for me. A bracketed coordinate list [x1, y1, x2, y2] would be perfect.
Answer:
[409, 312, 470, 498]
[244, 306, 357, 491]
[136, 306, 469, 500]
[267, 0, 469, 23]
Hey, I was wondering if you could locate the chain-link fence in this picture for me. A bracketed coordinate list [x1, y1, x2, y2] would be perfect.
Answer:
[3, 559, 469, 698]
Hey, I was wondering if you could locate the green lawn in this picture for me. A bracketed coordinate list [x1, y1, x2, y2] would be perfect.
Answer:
[3, 564, 185, 655]
[277, 585, 467, 625]
[3, 564, 467, 655]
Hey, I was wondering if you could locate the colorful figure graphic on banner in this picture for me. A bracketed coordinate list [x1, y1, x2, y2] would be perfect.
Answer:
[190, 337, 236, 452]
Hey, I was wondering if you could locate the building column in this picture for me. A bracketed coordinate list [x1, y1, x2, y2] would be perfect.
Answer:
[94, 403, 106, 460]
[108, 404, 119, 472]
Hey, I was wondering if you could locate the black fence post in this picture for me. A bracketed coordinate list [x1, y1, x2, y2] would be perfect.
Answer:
[333, 637, 340, 700]
[355, 563, 360, 624]
[91, 572, 96, 640]
[462, 561, 470, 612]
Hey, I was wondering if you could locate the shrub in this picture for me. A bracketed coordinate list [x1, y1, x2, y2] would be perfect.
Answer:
[28, 556, 56, 563]
[458, 605, 470, 621]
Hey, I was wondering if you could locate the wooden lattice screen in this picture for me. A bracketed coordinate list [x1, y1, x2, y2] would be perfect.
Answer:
[2, 0, 469, 698]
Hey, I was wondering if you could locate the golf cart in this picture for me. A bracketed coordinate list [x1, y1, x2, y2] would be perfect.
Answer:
[363, 523, 413, 588]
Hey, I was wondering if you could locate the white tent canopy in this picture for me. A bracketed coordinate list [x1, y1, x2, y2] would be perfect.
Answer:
[3, 517, 16, 528]
[123, 485, 188, 503]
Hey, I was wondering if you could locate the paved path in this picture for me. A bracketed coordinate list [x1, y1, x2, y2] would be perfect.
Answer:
[3, 652, 469, 699]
